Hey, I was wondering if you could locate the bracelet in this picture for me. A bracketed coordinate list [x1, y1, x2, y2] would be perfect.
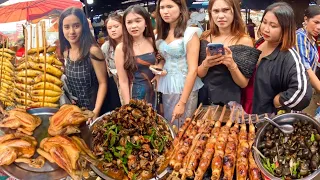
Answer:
[228, 63, 238, 71]
[202, 61, 209, 69]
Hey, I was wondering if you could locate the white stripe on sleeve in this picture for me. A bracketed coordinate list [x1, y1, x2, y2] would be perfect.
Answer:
[283, 48, 307, 108]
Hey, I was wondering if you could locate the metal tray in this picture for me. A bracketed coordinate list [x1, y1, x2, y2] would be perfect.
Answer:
[85, 112, 176, 180]
[0, 107, 68, 180]
[253, 113, 320, 180]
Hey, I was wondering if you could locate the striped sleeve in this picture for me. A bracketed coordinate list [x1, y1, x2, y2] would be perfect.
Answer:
[279, 48, 312, 110]
[296, 32, 311, 70]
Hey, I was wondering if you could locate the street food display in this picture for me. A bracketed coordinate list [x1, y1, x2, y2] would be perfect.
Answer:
[91, 99, 174, 180]
[14, 45, 63, 108]
[0, 105, 96, 180]
[255, 115, 320, 179]
[48, 104, 94, 136]
[165, 105, 264, 180]
[0, 132, 45, 168]
[0, 108, 41, 135]
[0, 46, 16, 107]
[37, 135, 98, 180]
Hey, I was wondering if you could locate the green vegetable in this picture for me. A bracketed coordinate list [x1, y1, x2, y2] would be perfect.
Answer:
[116, 146, 125, 151]
[132, 174, 137, 180]
[122, 164, 129, 174]
[262, 158, 275, 175]
[104, 151, 113, 162]
[311, 134, 315, 142]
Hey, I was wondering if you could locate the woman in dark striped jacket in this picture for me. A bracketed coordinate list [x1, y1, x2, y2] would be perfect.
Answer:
[251, 2, 312, 114]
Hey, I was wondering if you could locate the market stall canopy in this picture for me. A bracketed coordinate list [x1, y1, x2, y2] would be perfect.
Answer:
[0, 0, 83, 23]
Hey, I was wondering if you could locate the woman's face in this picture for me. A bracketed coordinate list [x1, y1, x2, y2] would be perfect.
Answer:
[305, 14, 320, 37]
[106, 19, 123, 40]
[62, 14, 83, 45]
[211, 0, 234, 30]
[125, 12, 146, 38]
[260, 11, 282, 43]
[159, 0, 180, 24]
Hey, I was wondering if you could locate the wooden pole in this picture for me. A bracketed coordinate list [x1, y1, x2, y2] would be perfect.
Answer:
[41, 22, 47, 107]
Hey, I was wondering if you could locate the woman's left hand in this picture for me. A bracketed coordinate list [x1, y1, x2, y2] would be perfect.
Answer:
[87, 109, 98, 125]
[171, 101, 186, 123]
[221, 47, 237, 70]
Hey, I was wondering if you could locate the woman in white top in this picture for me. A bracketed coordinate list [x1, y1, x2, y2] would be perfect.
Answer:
[154, 0, 203, 127]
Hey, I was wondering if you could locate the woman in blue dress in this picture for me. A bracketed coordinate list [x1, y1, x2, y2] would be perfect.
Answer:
[154, 0, 203, 127]
[115, 5, 157, 107]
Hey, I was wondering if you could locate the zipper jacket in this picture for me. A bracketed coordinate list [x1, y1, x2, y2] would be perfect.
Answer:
[252, 45, 312, 114]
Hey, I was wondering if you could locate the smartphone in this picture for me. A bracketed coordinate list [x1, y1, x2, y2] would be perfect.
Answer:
[207, 43, 225, 55]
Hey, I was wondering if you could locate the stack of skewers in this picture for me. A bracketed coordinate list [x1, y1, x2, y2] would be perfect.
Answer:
[14, 22, 63, 108]
[166, 105, 262, 180]
[0, 42, 16, 107]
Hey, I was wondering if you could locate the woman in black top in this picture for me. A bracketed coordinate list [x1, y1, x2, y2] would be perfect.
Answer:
[197, 0, 253, 105]
[59, 7, 108, 119]
[252, 2, 312, 114]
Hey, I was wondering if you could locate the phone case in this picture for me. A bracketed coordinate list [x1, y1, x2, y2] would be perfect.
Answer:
[207, 43, 225, 55]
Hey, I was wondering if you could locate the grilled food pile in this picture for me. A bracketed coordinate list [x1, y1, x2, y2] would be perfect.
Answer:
[91, 99, 173, 180]
[257, 120, 320, 179]
[14, 46, 63, 108]
[167, 106, 261, 180]
[0, 108, 44, 168]
[0, 48, 16, 107]
[0, 105, 97, 180]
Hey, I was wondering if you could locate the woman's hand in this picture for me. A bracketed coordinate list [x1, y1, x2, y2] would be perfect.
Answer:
[150, 65, 167, 76]
[221, 47, 237, 70]
[171, 101, 186, 123]
[87, 109, 99, 125]
[202, 48, 224, 68]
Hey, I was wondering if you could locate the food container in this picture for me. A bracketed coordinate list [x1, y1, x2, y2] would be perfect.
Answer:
[253, 113, 320, 180]
[86, 112, 175, 180]
[0, 107, 68, 180]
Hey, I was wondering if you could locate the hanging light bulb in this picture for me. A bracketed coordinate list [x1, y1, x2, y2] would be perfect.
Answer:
[87, 0, 94, 5]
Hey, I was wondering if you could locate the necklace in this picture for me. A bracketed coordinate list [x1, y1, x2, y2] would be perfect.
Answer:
[133, 39, 145, 48]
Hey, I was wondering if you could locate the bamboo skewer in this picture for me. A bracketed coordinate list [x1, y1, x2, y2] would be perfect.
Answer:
[194, 105, 226, 180]
[41, 22, 47, 107]
[24, 27, 28, 108]
[248, 114, 261, 180]
[236, 109, 250, 180]
[211, 105, 236, 180]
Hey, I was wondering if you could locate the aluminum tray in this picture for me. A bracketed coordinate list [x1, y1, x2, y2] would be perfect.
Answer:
[86, 112, 175, 180]
[253, 113, 320, 180]
[0, 108, 68, 180]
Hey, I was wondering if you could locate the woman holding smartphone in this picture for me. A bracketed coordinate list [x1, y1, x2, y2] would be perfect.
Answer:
[114, 5, 157, 107]
[197, 0, 254, 106]
[155, 0, 203, 127]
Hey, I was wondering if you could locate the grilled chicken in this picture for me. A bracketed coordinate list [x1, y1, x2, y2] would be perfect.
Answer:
[37, 135, 97, 180]
[48, 104, 94, 136]
[0, 133, 43, 168]
[0, 108, 41, 135]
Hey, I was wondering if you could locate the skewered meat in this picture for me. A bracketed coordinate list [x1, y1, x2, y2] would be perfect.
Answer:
[222, 115, 239, 180]
[0, 108, 41, 135]
[194, 107, 224, 179]
[48, 104, 94, 136]
[0, 133, 44, 168]
[236, 111, 249, 180]
[248, 115, 261, 180]
[211, 106, 235, 180]
[37, 135, 97, 180]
